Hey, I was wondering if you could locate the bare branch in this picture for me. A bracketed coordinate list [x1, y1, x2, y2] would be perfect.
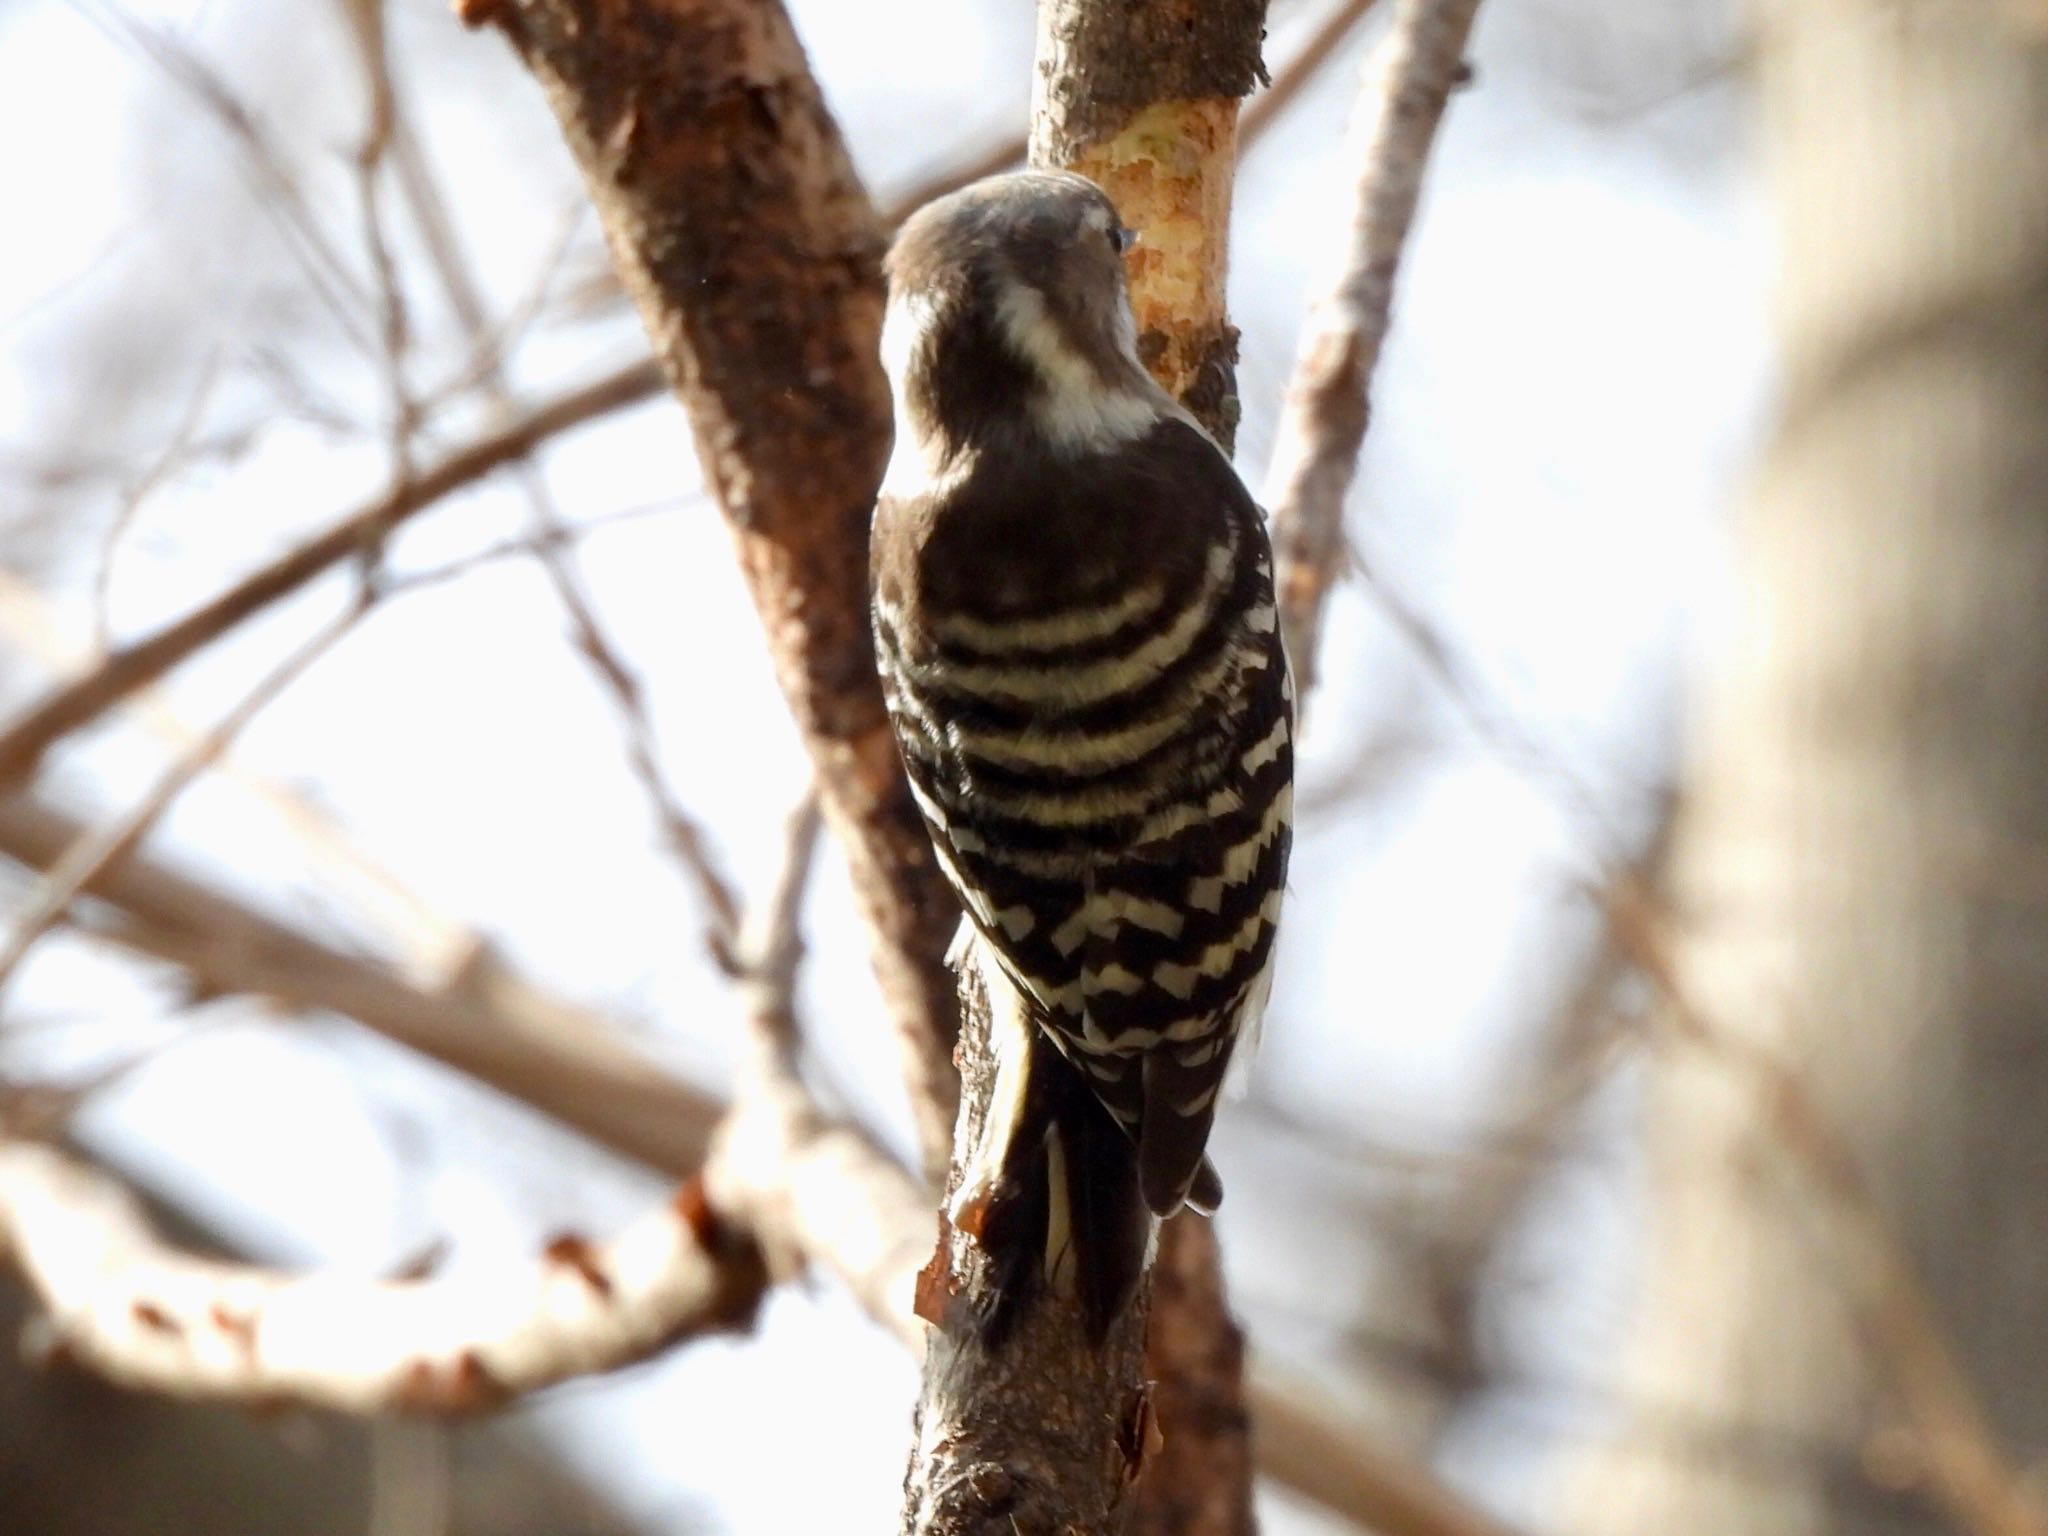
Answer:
[0, 793, 726, 1179]
[540, 536, 747, 960]
[0, 359, 662, 786]
[0, 603, 367, 1012]
[92, 356, 224, 653]
[477, 0, 965, 1178]
[338, 0, 419, 488]
[0, 1140, 765, 1414]
[353, 7, 748, 957]
[1249, 1365, 1527, 1536]
[0, 0, 1372, 804]
[709, 793, 934, 1332]
[80, 1, 374, 350]
[1266, 0, 1484, 709]
[0, 786, 1514, 1534]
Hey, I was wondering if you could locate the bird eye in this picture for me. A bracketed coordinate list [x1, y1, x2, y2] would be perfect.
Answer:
[1107, 225, 1138, 256]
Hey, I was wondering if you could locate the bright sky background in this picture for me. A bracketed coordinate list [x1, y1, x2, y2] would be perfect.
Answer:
[0, 0, 1766, 1529]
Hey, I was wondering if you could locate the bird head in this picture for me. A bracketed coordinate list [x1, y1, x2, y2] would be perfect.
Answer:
[880, 171, 1177, 489]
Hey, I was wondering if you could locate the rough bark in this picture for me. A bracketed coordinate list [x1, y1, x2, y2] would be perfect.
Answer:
[479, 0, 962, 1176]
[1030, 0, 1270, 443]
[1570, 7, 2048, 1535]
[902, 969, 1154, 1536]
[1127, 1218, 1253, 1536]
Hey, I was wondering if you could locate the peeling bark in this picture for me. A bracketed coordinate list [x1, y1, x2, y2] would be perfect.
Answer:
[1031, 0, 1271, 445]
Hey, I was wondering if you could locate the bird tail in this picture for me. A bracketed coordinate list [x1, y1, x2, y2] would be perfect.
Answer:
[943, 959, 1152, 1347]
[968, 1036, 1150, 1347]
[944, 946, 1227, 1347]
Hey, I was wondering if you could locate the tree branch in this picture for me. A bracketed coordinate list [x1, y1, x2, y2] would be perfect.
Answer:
[0, 792, 726, 1179]
[0, 359, 662, 787]
[1249, 1366, 1526, 1536]
[0, 602, 367, 1012]
[0, 786, 1520, 1535]
[1265, 0, 1484, 710]
[474, 0, 963, 1180]
[0, 1140, 765, 1415]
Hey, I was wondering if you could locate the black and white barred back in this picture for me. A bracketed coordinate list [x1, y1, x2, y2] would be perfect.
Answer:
[872, 417, 1294, 1220]
[869, 169, 1293, 1338]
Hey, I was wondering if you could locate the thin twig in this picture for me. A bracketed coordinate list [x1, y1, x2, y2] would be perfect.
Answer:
[367, 13, 746, 957]
[523, 468, 745, 957]
[0, 600, 368, 1014]
[338, 0, 420, 494]
[731, 790, 823, 1040]
[1265, 0, 1484, 711]
[93, 355, 223, 653]
[78, 1, 375, 351]
[0, 0, 1375, 799]
[0, 358, 662, 786]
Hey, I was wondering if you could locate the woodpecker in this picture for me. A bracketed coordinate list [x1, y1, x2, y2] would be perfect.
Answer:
[870, 171, 1293, 1340]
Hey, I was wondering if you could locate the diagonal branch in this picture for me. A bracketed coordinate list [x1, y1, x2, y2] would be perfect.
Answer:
[0, 1139, 766, 1415]
[473, 0, 963, 1178]
[1265, 0, 1485, 712]
[0, 360, 662, 787]
[0, 793, 726, 1178]
[0, 786, 1519, 1535]
[0, 781, 913, 1425]
[0, 602, 367, 1012]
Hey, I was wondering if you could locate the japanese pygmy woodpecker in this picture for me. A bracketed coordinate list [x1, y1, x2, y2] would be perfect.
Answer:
[869, 171, 1293, 1340]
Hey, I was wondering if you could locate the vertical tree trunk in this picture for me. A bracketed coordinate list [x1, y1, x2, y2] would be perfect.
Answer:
[1571, 6, 2048, 1533]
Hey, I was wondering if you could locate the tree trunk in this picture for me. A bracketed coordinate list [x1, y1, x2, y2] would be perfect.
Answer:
[1570, 6, 2048, 1533]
